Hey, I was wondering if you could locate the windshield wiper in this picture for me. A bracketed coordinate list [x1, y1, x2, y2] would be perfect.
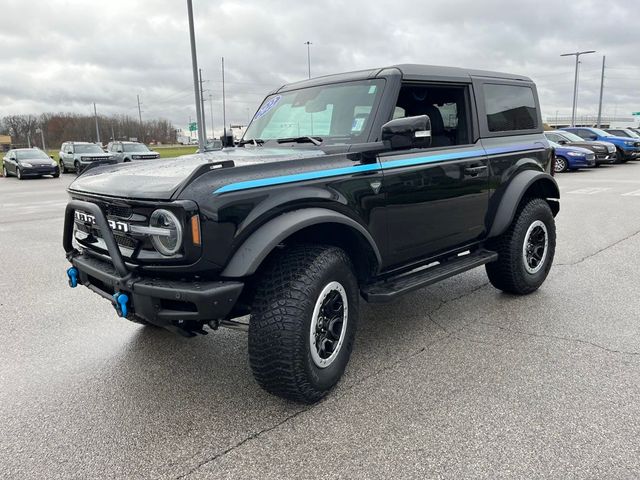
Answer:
[276, 136, 323, 146]
[237, 138, 265, 146]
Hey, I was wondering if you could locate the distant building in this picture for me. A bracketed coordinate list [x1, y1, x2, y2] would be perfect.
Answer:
[0, 135, 11, 152]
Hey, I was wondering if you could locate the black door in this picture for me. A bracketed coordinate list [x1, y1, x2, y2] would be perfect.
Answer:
[379, 83, 489, 266]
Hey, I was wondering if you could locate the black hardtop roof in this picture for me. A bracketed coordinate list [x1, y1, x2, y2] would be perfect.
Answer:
[276, 64, 532, 93]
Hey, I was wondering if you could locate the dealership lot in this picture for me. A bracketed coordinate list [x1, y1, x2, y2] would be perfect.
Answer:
[1, 165, 639, 479]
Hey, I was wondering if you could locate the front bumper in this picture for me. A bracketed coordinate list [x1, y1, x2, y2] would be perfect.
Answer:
[594, 153, 615, 164]
[63, 199, 243, 333]
[22, 166, 59, 176]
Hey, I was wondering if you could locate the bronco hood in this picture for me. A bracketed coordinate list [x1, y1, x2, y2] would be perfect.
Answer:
[68, 147, 325, 200]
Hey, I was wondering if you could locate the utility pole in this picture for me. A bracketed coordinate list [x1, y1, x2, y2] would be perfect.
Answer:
[208, 93, 214, 137]
[222, 56, 227, 140]
[35, 128, 46, 151]
[596, 55, 606, 128]
[304, 41, 312, 78]
[137, 94, 144, 142]
[199, 68, 207, 142]
[187, 0, 205, 151]
[93, 102, 101, 144]
[111, 124, 115, 142]
[560, 50, 595, 127]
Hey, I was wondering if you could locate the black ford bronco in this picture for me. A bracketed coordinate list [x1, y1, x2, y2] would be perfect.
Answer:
[63, 65, 559, 403]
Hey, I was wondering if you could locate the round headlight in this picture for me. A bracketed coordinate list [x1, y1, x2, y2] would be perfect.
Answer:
[149, 209, 182, 256]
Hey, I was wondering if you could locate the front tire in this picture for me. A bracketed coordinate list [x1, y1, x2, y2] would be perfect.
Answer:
[249, 244, 359, 403]
[554, 156, 568, 173]
[74, 161, 81, 174]
[16, 168, 23, 180]
[61, 162, 67, 174]
[486, 198, 556, 295]
[615, 149, 627, 164]
[2, 166, 8, 177]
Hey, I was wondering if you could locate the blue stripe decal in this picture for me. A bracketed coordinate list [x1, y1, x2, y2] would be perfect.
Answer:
[213, 143, 543, 194]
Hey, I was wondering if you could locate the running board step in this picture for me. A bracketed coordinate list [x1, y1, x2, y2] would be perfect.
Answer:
[361, 249, 498, 303]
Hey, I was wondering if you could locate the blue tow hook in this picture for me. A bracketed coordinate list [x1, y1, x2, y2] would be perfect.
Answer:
[112, 292, 130, 317]
[66, 267, 79, 288]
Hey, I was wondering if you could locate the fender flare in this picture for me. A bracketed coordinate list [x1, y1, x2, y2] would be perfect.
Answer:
[488, 170, 559, 238]
[221, 208, 382, 278]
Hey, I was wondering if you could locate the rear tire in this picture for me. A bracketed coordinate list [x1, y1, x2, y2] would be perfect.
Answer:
[486, 198, 556, 295]
[248, 244, 359, 403]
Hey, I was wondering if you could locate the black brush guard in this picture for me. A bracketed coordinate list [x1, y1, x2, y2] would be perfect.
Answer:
[63, 199, 244, 335]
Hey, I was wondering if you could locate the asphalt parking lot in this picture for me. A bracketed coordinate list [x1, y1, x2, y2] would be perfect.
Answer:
[1, 164, 639, 479]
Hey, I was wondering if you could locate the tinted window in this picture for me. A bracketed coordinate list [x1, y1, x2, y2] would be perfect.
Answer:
[484, 84, 537, 132]
[545, 133, 561, 142]
[393, 84, 471, 146]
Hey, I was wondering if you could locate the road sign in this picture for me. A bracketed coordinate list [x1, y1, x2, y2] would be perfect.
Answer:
[188, 122, 198, 131]
[632, 112, 640, 116]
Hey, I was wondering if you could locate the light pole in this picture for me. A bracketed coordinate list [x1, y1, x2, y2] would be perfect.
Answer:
[304, 41, 312, 78]
[560, 50, 595, 127]
[187, 0, 205, 151]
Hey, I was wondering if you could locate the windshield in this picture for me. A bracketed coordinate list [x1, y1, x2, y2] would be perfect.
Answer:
[590, 128, 611, 137]
[124, 143, 151, 152]
[558, 131, 583, 142]
[624, 129, 640, 138]
[17, 149, 49, 160]
[75, 144, 104, 154]
[243, 79, 385, 144]
[548, 141, 561, 148]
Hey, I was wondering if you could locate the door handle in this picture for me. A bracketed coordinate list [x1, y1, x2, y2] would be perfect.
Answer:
[464, 165, 487, 176]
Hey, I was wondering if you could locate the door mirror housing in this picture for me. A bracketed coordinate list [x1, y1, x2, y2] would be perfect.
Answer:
[557, 139, 567, 145]
[117, 149, 123, 153]
[66, 150, 72, 154]
[381, 115, 432, 150]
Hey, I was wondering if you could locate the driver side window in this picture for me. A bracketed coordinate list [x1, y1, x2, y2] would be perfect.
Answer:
[393, 83, 471, 147]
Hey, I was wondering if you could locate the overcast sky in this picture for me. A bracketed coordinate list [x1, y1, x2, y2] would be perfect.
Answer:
[1, 0, 638, 136]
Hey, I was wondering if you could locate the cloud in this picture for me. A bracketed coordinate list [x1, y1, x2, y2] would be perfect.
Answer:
[1, 0, 638, 136]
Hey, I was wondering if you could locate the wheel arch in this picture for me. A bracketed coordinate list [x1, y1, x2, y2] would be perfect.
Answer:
[221, 208, 382, 281]
[488, 170, 559, 238]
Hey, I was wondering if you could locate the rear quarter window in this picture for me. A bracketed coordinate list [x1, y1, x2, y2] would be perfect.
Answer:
[483, 84, 538, 132]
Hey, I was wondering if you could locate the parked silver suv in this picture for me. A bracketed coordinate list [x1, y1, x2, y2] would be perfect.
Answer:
[59, 142, 117, 174]
[107, 141, 160, 162]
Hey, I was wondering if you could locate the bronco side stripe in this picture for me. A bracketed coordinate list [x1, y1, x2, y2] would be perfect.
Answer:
[213, 143, 543, 194]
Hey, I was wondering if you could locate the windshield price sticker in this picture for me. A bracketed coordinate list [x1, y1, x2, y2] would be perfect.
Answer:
[254, 95, 282, 119]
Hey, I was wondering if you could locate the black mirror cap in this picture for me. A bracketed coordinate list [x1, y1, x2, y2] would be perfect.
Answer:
[381, 115, 432, 150]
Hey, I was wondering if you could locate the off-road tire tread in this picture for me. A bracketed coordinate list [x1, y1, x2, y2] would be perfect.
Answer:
[486, 198, 555, 295]
[249, 244, 357, 403]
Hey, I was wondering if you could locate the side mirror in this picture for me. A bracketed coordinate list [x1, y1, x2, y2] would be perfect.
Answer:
[381, 115, 432, 150]
[589, 135, 597, 141]
[66, 151, 72, 154]
[50, 155, 54, 159]
[117, 149, 123, 153]
[557, 139, 567, 145]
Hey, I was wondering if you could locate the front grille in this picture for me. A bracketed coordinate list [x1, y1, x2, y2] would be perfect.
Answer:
[107, 204, 132, 218]
[76, 222, 139, 250]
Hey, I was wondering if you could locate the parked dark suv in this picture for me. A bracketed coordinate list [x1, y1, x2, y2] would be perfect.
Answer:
[63, 64, 559, 403]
